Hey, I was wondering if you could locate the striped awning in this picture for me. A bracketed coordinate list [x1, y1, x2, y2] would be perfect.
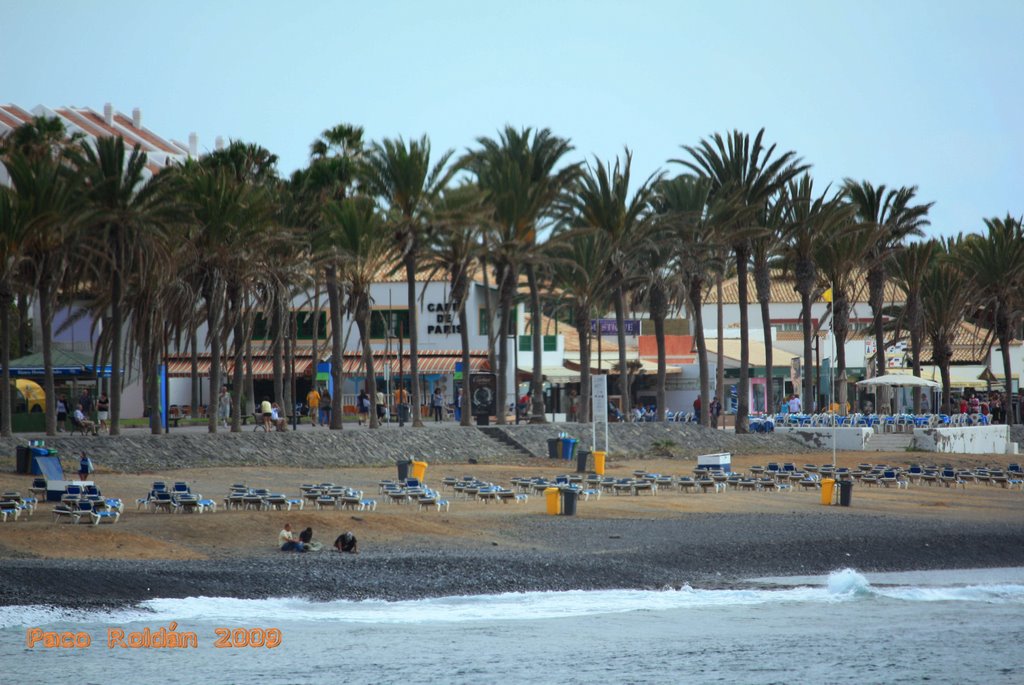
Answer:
[165, 357, 312, 380]
[166, 350, 488, 379]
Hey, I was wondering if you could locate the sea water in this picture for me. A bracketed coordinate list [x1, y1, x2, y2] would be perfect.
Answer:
[3, 568, 1023, 684]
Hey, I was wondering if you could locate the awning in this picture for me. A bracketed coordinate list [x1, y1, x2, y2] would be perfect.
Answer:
[344, 352, 490, 377]
[516, 366, 581, 383]
[561, 355, 677, 375]
[165, 357, 312, 380]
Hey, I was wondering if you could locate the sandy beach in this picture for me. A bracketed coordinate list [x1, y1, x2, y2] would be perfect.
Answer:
[2, 449, 1023, 608]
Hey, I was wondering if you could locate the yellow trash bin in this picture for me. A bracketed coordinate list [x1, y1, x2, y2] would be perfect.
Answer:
[544, 487, 561, 515]
[820, 478, 835, 506]
[594, 451, 606, 476]
[411, 460, 428, 482]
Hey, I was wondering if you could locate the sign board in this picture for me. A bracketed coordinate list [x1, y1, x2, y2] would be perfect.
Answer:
[469, 373, 497, 416]
[454, 362, 463, 381]
[590, 318, 641, 336]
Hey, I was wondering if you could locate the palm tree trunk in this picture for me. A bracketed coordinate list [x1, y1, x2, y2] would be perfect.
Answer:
[575, 321, 591, 423]
[310, 280, 321, 384]
[404, 251, 424, 427]
[271, 301, 283, 406]
[869, 265, 888, 411]
[734, 246, 750, 433]
[834, 294, 850, 415]
[0, 281, 12, 437]
[998, 324, 1015, 424]
[526, 263, 545, 423]
[109, 272, 122, 435]
[190, 328, 200, 416]
[654, 312, 666, 421]
[40, 277, 56, 436]
[231, 294, 245, 432]
[754, 259, 774, 415]
[494, 266, 512, 426]
[17, 292, 30, 357]
[245, 335, 255, 419]
[356, 308, 378, 429]
[909, 299, 922, 414]
[799, 288, 814, 413]
[614, 286, 630, 418]
[759, 294, 773, 415]
[206, 282, 223, 433]
[716, 275, 725, 417]
[326, 265, 344, 429]
[458, 298, 472, 427]
[145, 338, 163, 434]
[689, 279, 710, 426]
[936, 342, 952, 414]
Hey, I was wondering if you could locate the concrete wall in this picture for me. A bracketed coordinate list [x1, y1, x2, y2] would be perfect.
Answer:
[914, 425, 1012, 455]
[776, 426, 874, 451]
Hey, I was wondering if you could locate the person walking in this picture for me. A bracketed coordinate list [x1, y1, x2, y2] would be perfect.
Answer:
[56, 395, 68, 432]
[95, 393, 110, 433]
[710, 397, 722, 428]
[306, 386, 321, 426]
[431, 387, 444, 422]
[357, 389, 369, 426]
[320, 391, 332, 427]
[217, 386, 231, 428]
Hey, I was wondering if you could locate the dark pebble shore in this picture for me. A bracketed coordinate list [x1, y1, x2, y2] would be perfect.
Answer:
[4, 512, 1024, 610]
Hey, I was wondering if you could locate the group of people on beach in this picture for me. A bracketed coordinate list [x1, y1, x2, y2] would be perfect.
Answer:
[279, 523, 358, 554]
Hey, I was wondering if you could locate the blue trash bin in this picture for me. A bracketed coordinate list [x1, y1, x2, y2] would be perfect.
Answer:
[561, 438, 578, 460]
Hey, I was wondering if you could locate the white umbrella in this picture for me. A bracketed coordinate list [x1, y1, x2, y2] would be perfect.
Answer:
[856, 375, 941, 389]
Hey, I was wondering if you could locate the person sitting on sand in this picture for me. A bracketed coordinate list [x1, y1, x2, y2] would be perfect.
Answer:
[334, 531, 358, 554]
[279, 523, 305, 552]
[299, 526, 313, 549]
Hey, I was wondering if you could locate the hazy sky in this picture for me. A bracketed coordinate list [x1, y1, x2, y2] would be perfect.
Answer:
[3, 0, 1021, 236]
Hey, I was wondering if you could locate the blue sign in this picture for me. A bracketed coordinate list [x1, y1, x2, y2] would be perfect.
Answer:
[590, 319, 641, 336]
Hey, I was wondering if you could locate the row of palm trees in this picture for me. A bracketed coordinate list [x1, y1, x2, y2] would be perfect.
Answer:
[1, 117, 1021, 437]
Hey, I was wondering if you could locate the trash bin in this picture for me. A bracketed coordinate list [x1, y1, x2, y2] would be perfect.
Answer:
[561, 438, 578, 461]
[544, 487, 561, 515]
[576, 449, 590, 474]
[547, 438, 562, 460]
[411, 460, 428, 482]
[820, 478, 835, 506]
[396, 459, 412, 481]
[16, 446, 30, 474]
[838, 480, 853, 507]
[594, 450, 606, 476]
[560, 487, 578, 516]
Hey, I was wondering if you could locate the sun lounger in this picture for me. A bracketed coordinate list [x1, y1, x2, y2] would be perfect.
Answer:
[52, 504, 80, 523]
[0, 500, 21, 522]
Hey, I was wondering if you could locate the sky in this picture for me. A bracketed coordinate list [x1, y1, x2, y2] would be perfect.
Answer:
[3, 0, 1021, 237]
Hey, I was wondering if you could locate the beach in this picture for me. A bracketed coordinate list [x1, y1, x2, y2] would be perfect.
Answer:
[2, 438, 1024, 609]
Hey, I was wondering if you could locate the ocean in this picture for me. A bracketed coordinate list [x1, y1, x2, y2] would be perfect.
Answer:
[3, 568, 1023, 684]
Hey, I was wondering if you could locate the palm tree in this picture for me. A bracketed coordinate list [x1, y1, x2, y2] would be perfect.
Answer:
[177, 163, 274, 432]
[301, 123, 365, 428]
[321, 197, 394, 428]
[0, 187, 27, 436]
[778, 176, 852, 409]
[751, 193, 786, 414]
[547, 229, 615, 424]
[463, 126, 579, 424]
[652, 174, 723, 425]
[675, 129, 808, 432]
[957, 215, 1024, 423]
[4, 147, 79, 435]
[561, 149, 660, 418]
[842, 181, 932, 405]
[921, 238, 973, 412]
[364, 135, 455, 428]
[814, 218, 884, 413]
[424, 183, 489, 426]
[71, 135, 173, 435]
[889, 240, 940, 413]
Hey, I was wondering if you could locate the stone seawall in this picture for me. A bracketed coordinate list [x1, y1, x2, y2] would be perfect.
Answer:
[0, 423, 812, 473]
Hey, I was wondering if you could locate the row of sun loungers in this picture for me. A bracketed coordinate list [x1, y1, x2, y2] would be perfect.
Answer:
[375, 478, 451, 511]
[1, 491, 37, 521]
[51, 483, 122, 525]
[298, 483, 376, 511]
[136, 481, 215, 513]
